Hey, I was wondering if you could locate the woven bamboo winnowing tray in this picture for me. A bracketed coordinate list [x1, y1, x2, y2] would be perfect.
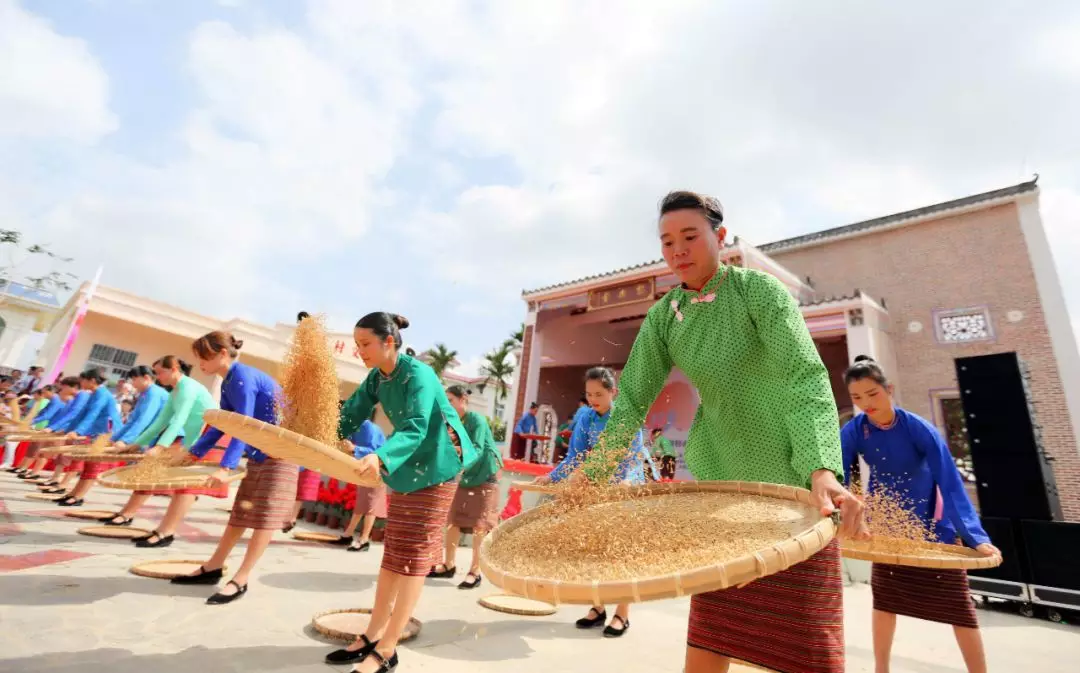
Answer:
[129, 560, 229, 580]
[6, 431, 64, 442]
[97, 464, 246, 492]
[479, 480, 835, 606]
[311, 609, 421, 643]
[841, 538, 1003, 570]
[203, 409, 381, 487]
[478, 594, 557, 616]
[38, 445, 144, 463]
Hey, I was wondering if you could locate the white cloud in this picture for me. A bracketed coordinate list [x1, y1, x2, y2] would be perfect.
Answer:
[0, 0, 116, 143]
[3, 0, 1080, 367]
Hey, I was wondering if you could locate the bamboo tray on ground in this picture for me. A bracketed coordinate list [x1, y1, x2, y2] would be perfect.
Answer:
[98, 464, 246, 492]
[64, 509, 116, 520]
[311, 608, 421, 643]
[26, 492, 65, 501]
[840, 538, 1002, 570]
[129, 560, 229, 580]
[203, 410, 381, 487]
[479, 480, 835, 606]
[293, 531, 343, 543]
[78, 526, 153, 539]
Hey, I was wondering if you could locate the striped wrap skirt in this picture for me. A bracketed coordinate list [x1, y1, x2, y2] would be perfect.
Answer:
[228, 458, 299, 530]
[136, 446, 230, 498]
[295, 469, 321, 502]
[24, 441, 44, 459]
[687, 539, 845, 673]
[448, 480, 500, 535]
[871, 563, 978, 628]
[382, 481, 457, 577]
[354, 483, 389, 518]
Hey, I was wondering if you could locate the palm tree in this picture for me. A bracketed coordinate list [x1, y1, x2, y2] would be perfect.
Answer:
[421, 343, 459, 381]
[504, 324, 524, 350]
[478, 343, 515, 401]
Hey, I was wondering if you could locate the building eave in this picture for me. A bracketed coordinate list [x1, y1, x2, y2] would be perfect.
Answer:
[522, 179, 1038, 300]
[761, 179, 1038, 254]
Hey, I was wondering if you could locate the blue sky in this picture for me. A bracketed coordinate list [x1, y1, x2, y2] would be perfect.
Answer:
[3, 0, 1080, 373]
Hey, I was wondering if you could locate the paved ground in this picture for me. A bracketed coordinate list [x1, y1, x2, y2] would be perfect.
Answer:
[1, 474, 1077, 673]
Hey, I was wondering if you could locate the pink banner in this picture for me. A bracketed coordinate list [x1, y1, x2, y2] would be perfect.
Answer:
[45, 267, 102, 385]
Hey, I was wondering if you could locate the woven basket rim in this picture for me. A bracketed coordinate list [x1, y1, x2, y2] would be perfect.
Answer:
[63, 509, 116, 520]
[511, 481, 561, 494]
[39, 445, 143, 462]
[840, 538, 1003, 570]
[97, 464, 245, 491]
[203, 409, 381, 487]
[78, 525, 154, 538]
[293, 531, 342, 543]
[26, 492, 66, 501]
[478, 480, 836, 605]
[129, 559, 229, 579]
[477, 594, 558, 616]
[310, 608, 421, 643]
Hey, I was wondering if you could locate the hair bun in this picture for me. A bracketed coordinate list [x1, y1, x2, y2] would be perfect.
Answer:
[853, 354, 876, 363]
[231, 336, 244, 350]
[392, 314, 410, 330]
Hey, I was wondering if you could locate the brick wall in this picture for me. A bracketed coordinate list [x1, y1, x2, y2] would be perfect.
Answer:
[769, 202, 1080, 521]
[513, 324, 534, 425]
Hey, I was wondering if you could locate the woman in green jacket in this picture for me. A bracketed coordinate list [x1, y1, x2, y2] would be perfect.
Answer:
[324, 312, 477, 673]
[428, 384, 502, 589]
[98, 356, 220, 548]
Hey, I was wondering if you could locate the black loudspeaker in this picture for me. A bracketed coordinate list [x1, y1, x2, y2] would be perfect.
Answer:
[954, 353, 1063, 522]
[969, 517, 1029, 584]
[1020, 520, 1080, 591]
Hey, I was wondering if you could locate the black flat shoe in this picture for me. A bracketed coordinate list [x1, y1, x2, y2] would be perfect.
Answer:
[427, 564, 455, 579]
[347, 540, 370, 552]
[42, 487, 67, 494]
[281, 521, 295, 534]
[41, 480, 60, 487]
[101, 514, 133, 526]
[330, 535, 354, 546]
[603, 615, 630, 638]
[206, 580, 246, 605]
[575, 609, 607, 629]
[458, 573, 482, 590]
[368, 649, 398, 672]
[131, 530, 155, 542]
[325, 634, 378, 664]
[57, 497, 83, 507]
[171, 566, 223, 585]
[135, 531, 173, 548]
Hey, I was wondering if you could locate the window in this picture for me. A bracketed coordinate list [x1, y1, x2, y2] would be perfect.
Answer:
[85, 343, 138, 384]
[933, 307, 994, 344]
[939, 396, 980, 510]
[493, 400, 506, 419]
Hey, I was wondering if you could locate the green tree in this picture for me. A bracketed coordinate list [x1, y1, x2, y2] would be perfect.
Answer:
[0, 229, 76, 293]
[487, 415, 507, 442]
[422, 343, 459, 381]
[504, 323, 524, 350]
[478, 343, 515, 402]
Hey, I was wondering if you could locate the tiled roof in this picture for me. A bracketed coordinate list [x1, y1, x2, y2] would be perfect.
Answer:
[760, 178, 1037, 253]
[799, 291, 862, 308]
[523, 179, 1037, 296]
[523, 259, 665, 296]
